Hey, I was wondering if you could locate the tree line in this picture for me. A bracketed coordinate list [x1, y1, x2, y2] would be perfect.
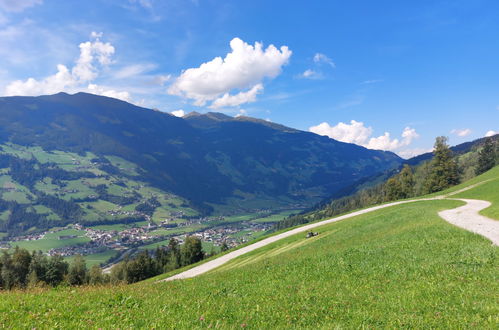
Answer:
[277, 136, 498, 229]
[0, 235, 219, 290]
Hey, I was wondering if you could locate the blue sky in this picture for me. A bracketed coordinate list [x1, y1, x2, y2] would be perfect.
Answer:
[0, 0, 497, 158]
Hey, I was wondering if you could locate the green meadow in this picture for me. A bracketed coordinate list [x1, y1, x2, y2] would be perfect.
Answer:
[0, 167, 497, 328]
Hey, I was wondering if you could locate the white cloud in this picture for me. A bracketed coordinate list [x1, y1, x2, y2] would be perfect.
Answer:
[397, 148, 432, 159]
[0, 0, 42, 12]
[313, 53, 335, 68]
[309, 120, 419, 154]
[485, 130, 497, 137]
[168, 37, 291, 107]
[451, 128, 472, 137]
[365, 127, 418, 150]
[87, 84, 131, 102]
[235, 109, 248, 118]
[72, 36, 115, 82]
[299, 69, 323, 80]
[114, 63, 157, 80]
[3, 32, 131, 102]
[209, 83, 263, 109]
[310, 120, 372, 146]
[171, 109, 185, 117]
[5, 64, 73, 96]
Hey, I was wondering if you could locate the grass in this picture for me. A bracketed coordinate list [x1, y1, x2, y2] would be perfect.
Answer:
[11, 229, 90, 253]
[250, 209, 300, 223]
[65, 249, 118, 268]
[89, 223, 129, 231]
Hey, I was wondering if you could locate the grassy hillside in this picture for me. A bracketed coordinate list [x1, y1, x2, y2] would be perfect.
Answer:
[1, 169, 497, 328]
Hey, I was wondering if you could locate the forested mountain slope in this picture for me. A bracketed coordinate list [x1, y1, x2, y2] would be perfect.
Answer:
[0, 92, 402, 214]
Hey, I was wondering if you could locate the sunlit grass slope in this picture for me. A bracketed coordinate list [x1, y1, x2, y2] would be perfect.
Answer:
[1, 195, 497, 328]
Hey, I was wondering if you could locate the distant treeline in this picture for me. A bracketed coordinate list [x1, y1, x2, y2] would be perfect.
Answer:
[0, 236, 228, 290]
[276, 136, 498, 230]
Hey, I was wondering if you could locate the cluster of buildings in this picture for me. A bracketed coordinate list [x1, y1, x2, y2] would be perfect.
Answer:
[48, 241, 106, 257]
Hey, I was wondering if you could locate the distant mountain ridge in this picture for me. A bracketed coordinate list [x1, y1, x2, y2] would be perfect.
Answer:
[0, 92, 403, 212]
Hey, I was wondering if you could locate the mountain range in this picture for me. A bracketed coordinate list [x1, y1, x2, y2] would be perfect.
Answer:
[0, 92, 402, 215]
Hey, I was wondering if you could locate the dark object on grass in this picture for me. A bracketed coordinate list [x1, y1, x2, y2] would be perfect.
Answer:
[306, 232, 318, 238]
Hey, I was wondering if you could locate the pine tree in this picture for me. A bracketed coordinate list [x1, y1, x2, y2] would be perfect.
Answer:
[424, 136, 459, 193]
[476, 138, 496, 175]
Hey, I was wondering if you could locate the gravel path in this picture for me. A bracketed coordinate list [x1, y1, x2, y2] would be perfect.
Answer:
[162, 182, 498, 282]
[439, 199, 499, 245]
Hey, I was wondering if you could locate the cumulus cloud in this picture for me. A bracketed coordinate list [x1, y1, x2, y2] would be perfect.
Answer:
[451, 128, 472, 137]
[0, 0, 42, 12]
[3, 32, 131, 102]
[310, 120, 372, 146]
[309, 120, 419, 155]
[87, 84, 131, 102]
[365, 127, 419, 150]
[171, 109, 185, 117]
[485, 130, 497, 137]
[168, 37, 291, 107]
[209, 83, 263, 109]
[313, 53, 335, 68]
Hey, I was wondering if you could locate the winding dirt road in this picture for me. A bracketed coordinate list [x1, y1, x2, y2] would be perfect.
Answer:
[162, 185, 498, 282]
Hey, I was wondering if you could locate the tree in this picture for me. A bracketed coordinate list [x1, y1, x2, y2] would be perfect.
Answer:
[181, 236, 204, 266]
[45, 255, 69, 287]
[384, 177, 402, 201]
[67, 255, 87, 286]
[11, 247, 32, 288]
[476, 138, 496, 175]
[165, 238, 181, 271]
[124, 251, 155, 284]
[424, 136, 459, 193]
[398, 165, 415, 198]
[28, 251, 48, 284]
[88, 265, 104, 285]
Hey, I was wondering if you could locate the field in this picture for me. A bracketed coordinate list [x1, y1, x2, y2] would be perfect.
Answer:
[0, 168, 497, 328]
[65, 249, 119, 268]
[10, 229, 90, 253]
